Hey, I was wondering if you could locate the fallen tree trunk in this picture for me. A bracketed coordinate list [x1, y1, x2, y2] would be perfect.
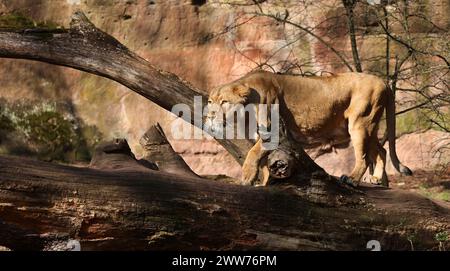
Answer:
[0, 123, 448, 250]
[0, 155, 448, 251]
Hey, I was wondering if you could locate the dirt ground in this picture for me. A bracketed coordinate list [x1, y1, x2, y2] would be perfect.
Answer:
[388, 169, 450, 203]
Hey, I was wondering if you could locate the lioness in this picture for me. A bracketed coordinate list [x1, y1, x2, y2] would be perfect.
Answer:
[206, 70, 412, 187]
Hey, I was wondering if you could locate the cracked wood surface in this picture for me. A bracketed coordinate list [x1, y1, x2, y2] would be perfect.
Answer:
[0, 155, 449, 251]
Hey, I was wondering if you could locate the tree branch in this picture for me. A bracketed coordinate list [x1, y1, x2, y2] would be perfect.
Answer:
[0, 11, 253, 164]
[343, 0, 363, 72]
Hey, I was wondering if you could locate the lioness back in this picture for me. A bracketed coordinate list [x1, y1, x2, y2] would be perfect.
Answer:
[259, 72, 383, 138]
[208, 70, 410, 187]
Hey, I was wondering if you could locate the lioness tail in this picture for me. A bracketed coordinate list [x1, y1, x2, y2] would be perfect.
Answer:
[385, 85, 413, 176]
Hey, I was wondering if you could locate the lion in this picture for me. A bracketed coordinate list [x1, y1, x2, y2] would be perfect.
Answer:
[205, 70, 412, 187]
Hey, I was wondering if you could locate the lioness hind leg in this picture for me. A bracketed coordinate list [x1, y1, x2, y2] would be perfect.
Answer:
[369, 139, 388, 187]
[341, 121, 370, 187]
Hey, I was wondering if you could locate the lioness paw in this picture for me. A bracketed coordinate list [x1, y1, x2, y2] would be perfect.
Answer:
[241, 164, 258, 186]
[365, 175, 381, 185]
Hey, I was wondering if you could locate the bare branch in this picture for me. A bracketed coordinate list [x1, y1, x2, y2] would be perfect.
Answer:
[0, 11, 253, 164]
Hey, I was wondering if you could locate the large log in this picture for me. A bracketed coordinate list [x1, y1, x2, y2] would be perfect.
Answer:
[0, 122, 448, 251]
[0, 155, 448, 251]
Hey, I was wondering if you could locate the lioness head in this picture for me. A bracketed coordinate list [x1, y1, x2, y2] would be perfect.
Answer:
[204, 82, 250, 134]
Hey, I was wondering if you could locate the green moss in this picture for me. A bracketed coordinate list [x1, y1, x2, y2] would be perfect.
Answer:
[439, 192, 450, 202]
[0, 13, 35, 29]
[0, 100, 102, 163]
[0, 110, 15, 145]
[435, 231, 449, 242]
[17, 110, 77, 160]
[0, 113, 14, 132]
[0, 12, 62, 30]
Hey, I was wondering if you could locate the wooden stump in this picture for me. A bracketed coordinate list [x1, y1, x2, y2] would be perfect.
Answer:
[140, 123, 198, 177]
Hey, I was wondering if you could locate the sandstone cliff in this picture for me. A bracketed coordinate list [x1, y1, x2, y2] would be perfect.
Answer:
[0, 0, 448, 178]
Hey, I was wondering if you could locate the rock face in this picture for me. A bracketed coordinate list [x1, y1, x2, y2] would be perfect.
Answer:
[0, 0, 448, 178]
[315, 130, 450, 178]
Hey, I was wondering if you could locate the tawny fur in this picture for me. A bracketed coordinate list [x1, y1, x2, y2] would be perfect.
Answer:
[207, 71, 412, 187]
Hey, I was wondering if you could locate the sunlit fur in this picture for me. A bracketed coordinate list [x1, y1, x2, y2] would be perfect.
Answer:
[207, 70, 412, 187]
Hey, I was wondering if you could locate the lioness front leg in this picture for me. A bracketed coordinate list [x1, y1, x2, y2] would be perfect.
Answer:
[241, 139, 268, 185]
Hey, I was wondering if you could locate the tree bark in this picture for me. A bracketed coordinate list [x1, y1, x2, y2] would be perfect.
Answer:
[0, 155, 448, 251]
[139, 123, 199, 178]
[89, 138, 158, 172]
[267, 131, 323, 179]
[343, 0, 363, 72]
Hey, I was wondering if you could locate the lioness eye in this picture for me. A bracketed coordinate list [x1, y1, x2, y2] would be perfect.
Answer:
[208, 100, 212, 104]
[221, 100, 228, 105]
